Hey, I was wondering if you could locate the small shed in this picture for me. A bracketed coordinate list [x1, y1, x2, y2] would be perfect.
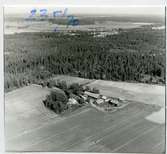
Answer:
[96, 99, 104, 105]
[105, 98, 111, 102]
[68, 98, 78, 105]
[101, 95, 107, 100]
[70, 93, 81, 101]
[108, 98, 120, 107]
[80, 95, 87, 101]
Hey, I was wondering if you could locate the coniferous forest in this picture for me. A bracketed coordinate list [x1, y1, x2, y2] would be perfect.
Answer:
[4, 27, 165, 92]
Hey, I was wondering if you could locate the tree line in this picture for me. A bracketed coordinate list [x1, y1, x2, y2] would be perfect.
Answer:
[4, 27, 165, 91]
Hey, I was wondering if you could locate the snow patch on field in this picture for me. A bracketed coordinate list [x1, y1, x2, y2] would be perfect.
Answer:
[146, 108, 165, 124]
[91, 80, 164, 94]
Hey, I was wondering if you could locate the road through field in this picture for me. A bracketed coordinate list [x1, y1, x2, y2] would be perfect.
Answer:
[5, 84, 165, 152]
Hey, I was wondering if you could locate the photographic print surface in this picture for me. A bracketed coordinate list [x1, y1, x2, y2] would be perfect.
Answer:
[4, 7, 165, 152]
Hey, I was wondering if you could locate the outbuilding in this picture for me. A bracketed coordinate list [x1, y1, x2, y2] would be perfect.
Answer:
[96, 99, 104, 105]
[108, 98, 120, 107]
[67, 98, 78, 105]
[84, 91, 100, 99]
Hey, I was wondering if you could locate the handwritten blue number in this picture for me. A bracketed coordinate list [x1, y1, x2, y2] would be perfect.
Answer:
[67, 15, 79, 26]
[40, 9, 48, 17]
[53, 10, 62, 17]
[30, 9, 37, 17]
[67, 15, 74, 26]
[72, 19, 79, 26]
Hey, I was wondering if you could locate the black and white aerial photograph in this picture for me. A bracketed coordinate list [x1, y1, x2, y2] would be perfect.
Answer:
[4, 6, 165, 153]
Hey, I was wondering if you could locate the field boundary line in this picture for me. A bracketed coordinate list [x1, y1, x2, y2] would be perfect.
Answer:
[7, 106, 91, 142]
[64, 109, 151, 151]
[111, 125, 159, 152]
[23, 125, 79, 150]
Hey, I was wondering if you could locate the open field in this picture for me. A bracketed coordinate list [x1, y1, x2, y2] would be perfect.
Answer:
[52, 75, 92, 86]
[5, 82, 165, 152]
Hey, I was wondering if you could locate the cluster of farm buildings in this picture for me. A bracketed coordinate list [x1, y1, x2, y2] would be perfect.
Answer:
[68, 90, 123, 111]
[42, 81, 125, 113]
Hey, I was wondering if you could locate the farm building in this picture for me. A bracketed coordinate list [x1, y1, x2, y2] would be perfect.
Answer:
[105, 98, 111, 102]
[84, 91, 100, 99]
[96, 99, 104, 105]
[84, 91, 121, 107]
[101, 95, 107, 100]
[70, 93, 81, 101]
[80, 95, 87, 101]
[108, 98, 120, 107]
[67, 98, 78, 105]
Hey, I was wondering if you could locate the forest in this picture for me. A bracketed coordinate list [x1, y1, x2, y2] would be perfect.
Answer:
[4, 26, 165, 92]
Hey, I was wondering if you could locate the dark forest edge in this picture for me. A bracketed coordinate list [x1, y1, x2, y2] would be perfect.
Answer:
[4, 26, 165, 92]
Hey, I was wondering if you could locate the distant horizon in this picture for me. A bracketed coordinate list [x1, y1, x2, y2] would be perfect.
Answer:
[4, 6, 165, 17]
